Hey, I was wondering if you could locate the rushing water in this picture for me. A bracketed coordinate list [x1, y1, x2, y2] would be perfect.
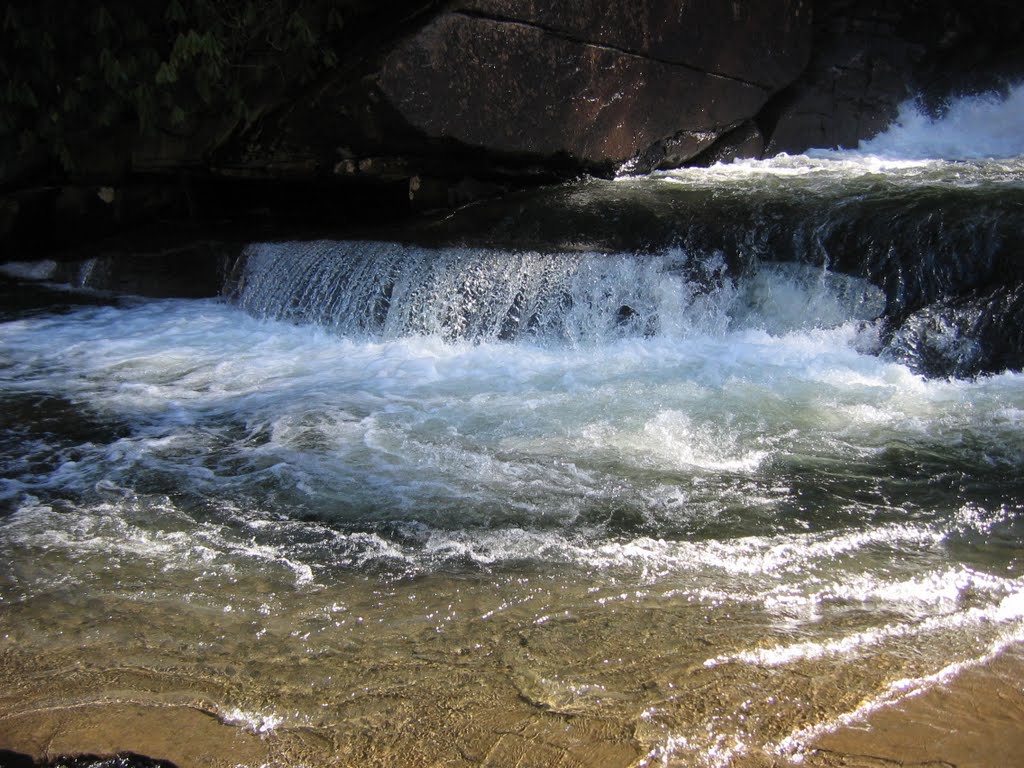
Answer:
[2, 89, 1024, 767]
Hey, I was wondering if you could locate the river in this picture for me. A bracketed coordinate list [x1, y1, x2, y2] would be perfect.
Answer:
[2, 87, 1023, 767]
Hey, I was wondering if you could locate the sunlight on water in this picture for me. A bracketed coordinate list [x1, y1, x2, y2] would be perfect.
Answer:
[2, 85, 1024, 767]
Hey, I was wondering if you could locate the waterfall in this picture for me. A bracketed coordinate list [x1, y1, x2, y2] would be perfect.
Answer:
[3, 83, 1024, 768]
[228, 241, 887, 345]
[221, 85, 1024, 378]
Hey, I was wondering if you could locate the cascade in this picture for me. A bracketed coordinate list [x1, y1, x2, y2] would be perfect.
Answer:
[2, 85, 1024, 768]
[224, 84, 1024, 378]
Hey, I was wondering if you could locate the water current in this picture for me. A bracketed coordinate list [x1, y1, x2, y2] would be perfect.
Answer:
[2, 88, 1024, 767]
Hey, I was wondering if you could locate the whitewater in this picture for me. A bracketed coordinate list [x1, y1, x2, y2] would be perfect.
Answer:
[1, 86, 1024, 767]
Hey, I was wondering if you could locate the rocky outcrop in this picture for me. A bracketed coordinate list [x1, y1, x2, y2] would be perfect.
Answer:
[377, 1, 810, 169]
[762, 1, 918, 154]
[1, 0, 1023, 260]
[761, 0, 1024, 155]
[451, 0, 812, 89]
[379, 17, 759, 169]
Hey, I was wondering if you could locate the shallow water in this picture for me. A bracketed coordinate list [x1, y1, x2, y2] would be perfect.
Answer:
[2, 87, 1024, 767]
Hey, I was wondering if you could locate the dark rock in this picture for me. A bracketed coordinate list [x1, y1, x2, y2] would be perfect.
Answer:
[0, 750, 34, 768]
[407, 175, 505, 210]
[451, 0, 813, 90]
[688, 122, 766, 167]
[1, 0, 1023, 262]
[630, 129, 726, 174]
[377, 10, 774, 169]
[762, 0, 1024, 154]
[43, 754, 177, 768]
[885, 284, 1024, 378]
[0, 197, 19, 241]
[0, 752, 176, 768]
[905, 0, 1024, 109]
[763, 1, 920, 154]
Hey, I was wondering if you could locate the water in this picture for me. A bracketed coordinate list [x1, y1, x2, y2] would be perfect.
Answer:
[2, 87, 1024, 767]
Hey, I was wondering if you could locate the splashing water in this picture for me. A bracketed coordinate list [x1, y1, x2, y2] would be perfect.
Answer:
[2, 86, 1024, 768]
[855, 83, 1024, 161]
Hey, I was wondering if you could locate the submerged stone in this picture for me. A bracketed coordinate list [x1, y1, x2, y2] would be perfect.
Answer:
[0, 753, 177, 768]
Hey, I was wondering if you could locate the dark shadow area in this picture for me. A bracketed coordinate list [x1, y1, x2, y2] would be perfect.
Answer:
[0, 753, 177, 768]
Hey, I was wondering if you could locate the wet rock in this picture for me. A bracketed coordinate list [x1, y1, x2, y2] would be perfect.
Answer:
[764, 1, 920, 154]
[1, 0, 1023, 264]
[0, 750, 34, 768]
[630, 129, 724, 174]
[454, 0, 812, 89]
[688, 122, 766, 167]
[763, 0, 1024, 153]
[885, 284, 1024, 378]
[378, 15, 760, 170]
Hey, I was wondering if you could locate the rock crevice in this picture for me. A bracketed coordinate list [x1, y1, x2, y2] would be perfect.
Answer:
[448, 9, 776, 91]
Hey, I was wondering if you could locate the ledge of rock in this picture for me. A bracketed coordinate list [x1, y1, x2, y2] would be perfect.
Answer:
[1, 0, 1022, 260]
[377, 10, 778, 170]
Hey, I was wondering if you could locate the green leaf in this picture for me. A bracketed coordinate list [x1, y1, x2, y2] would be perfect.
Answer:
[287, 12, 316, 47]
[327, 8, 344, 32]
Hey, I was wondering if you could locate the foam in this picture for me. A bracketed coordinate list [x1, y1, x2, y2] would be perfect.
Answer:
[651, 84, 1024, 193]
[856, 83, 1024, 161]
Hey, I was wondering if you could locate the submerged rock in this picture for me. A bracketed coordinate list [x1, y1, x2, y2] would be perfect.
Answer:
[0, 752, 177, 768]
[885, 284, 1024, 378]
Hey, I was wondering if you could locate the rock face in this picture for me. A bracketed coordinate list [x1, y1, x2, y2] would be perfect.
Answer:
[377, 0, 810, 169]
[1, 0, 1023, 259]
[762, 0, 1024, 155]
[453, 0, 811, 88]
[0, 751, 177, 768]
[763, 1, 918, 154]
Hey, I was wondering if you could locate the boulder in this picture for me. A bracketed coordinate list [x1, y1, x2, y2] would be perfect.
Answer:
[764, 2, 918, 154]
[376, 0, 812, 169]
[688, 122, 766, 167]
[762, 0, 1024, 154]
[0, 751, 176, 768]
[2, 0, 1024, 261]
[450, 0, 812, 90]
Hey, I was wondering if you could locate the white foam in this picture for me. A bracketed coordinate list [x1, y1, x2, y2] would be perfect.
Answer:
[3, 265, 1023, 635]
[221, 706, 287, 733]
[652, 83, 1024, 188]
[855, 84, 1024, 161]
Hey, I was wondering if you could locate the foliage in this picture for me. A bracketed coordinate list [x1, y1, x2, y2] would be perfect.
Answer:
[0, 0, 347, 177]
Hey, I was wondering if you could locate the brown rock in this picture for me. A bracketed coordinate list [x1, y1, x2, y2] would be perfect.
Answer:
[378, 11, 774, 168]
[689, 122, 765, 167]
[455, 0, 812, 89]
